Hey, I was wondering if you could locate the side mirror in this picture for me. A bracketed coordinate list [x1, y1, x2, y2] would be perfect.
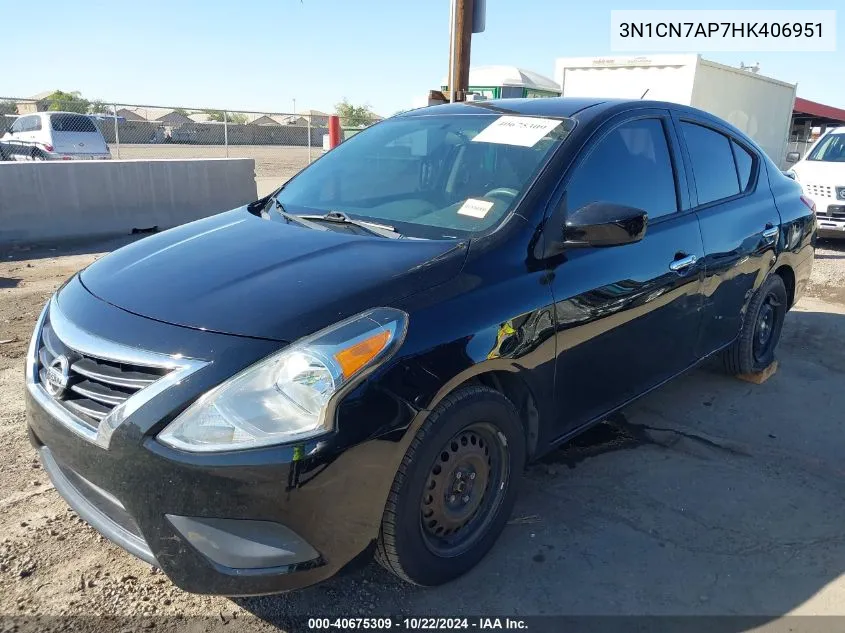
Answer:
[563, 201, 648, 248]
[785, 151, 801, 164]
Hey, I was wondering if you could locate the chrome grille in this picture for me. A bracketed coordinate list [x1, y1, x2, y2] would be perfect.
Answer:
[818, 205, 845, 221]
[805, 183, 834, 198]
[27, 297, 208, 448]
[37, 318, 168, 428]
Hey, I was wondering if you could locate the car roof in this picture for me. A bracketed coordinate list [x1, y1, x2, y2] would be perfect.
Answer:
[398, 98, 615, 119]
[38, 111, 94, 117]
[396, 97, 734, 124]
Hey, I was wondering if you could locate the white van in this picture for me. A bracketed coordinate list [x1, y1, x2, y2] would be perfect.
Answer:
[1, 111, 111, 161]
[787, 127, 845, 239]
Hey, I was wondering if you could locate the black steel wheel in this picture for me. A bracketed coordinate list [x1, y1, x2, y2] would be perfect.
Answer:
[377, 385, 525, 586]
[419, 422, 509, 557]
[752, 291, 782, 364]
[722, 273, 788, 375]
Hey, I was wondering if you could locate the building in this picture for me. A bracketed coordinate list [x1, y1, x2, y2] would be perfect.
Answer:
[115, 108, 147, 122]
[15, 91, 59, 114]
[299, 109, 331, 126]
[441, 65, 561, 100]
[249, 114, 307, 126]
[790, 98, 845, 143]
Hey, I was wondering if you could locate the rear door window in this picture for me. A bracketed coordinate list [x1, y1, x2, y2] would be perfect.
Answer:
[681, 122, 740, 205]
[565, 117, 679, 219]
[50, 114, 97, 133]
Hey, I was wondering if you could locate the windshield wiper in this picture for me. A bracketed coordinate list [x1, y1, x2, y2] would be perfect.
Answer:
[269, 199, 329, 231]
[298, 211, 403, 239]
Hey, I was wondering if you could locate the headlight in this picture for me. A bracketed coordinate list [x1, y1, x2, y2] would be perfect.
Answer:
[157, 307, 408, 452]
[837, 186, 845, 201]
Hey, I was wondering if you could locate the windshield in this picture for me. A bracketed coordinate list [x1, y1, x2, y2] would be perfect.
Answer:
[275, 113, 575, 239]
[807, 132, 845, 162]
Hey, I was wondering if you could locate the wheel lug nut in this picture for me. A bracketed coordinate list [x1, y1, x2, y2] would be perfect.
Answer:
[469, 473, 476, 480]
[463, 495, 470, 503]
[455, 472, 462, 479]
[449, 495, 456, 502]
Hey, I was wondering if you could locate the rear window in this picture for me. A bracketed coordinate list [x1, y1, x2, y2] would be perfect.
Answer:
[50, 114, 97, 133]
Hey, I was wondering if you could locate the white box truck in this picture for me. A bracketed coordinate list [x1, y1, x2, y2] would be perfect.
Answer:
[554, 54, 797, 167]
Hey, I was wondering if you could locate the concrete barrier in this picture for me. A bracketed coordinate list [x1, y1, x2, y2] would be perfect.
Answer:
[0, 158, 257, 245]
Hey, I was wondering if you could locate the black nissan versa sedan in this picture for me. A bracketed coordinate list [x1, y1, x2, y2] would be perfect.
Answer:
[26, 98, 815, 596]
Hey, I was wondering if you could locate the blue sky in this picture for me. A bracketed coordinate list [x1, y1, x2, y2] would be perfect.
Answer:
[3, 0, 842, 116]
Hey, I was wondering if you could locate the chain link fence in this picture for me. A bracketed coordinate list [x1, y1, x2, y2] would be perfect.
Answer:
[1, 96, 347, 195]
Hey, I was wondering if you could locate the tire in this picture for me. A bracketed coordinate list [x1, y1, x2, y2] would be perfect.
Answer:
[376, 385, 525, 586]
[721, 274, 788, 375]
[30, 149, 45, 162]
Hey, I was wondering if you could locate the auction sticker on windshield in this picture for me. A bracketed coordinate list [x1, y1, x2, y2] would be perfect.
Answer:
[458, 198, 495, 218]
[472, 115, 563, 147]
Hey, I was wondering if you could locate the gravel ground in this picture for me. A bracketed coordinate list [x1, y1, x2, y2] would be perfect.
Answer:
[807, 240, 845, 302]
[1, 236, 844, 632]
[107, 144, 315, 197]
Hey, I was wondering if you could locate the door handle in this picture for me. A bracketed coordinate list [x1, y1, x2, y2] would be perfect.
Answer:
[762, 225, 779, 239]
[669, 254, 698, 272]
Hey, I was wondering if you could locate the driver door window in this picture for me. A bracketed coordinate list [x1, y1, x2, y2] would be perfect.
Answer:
[565, 118, 679, 219]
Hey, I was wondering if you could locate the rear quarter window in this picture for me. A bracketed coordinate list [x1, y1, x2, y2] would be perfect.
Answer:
[731, 140, 755, 192]
[50, 114, 97, 133]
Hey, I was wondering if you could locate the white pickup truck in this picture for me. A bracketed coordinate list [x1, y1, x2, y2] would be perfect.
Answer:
[786, 126, 845, 239]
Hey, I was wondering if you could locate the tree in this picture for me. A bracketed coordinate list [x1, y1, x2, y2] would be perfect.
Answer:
[45, 90, 89, 114]
[203, 109, 247, 125]
[0, 100, 17, 116]
[335, 99, 375, 127]
[172, 108, 190, 117]
[88, 100, 111, 115]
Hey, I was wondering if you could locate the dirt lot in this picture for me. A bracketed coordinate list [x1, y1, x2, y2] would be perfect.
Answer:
[2, 237, 845, 631]
[108, 144, 315, 197]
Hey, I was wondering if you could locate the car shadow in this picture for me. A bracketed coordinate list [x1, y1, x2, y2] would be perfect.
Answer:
[0, 276, 21, 289]
[234, 306, 845, 628]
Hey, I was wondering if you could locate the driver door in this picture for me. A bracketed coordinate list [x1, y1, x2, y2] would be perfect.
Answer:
[546, 111, 706, 437]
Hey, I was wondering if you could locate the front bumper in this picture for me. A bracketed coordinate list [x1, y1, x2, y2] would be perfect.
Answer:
[24, 278, 409, 595]
[806, 194, 845, 238]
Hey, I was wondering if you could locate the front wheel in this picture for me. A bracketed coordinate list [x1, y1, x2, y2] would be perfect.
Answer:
[722, 274, 788, 375]
[376, 385, 525, 586]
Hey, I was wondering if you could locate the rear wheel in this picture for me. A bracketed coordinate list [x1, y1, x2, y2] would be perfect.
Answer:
[30, 149, 45, 162]
[376, 385, 525, 586]
[721, 274, 788, 375]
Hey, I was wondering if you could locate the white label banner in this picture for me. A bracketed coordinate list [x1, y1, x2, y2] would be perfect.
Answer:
[611, 10, 836, 52]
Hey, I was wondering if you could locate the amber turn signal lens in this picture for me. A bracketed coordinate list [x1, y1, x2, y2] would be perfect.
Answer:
[334, 330, 391, 379]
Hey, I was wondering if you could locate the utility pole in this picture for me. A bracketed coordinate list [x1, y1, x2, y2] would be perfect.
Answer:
[446, 0, 485, 102]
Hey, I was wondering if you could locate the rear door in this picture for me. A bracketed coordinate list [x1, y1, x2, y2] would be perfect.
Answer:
[548, 109, 706, 435]
[672, 114, 782, 356]
[48, 113, 107, 155]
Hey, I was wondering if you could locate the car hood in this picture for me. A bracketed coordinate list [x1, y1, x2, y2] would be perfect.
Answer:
[78, 207, 467, 342]
[793, 161, 845, 183]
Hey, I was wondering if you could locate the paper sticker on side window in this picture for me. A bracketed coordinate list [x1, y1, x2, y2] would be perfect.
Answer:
[472, 116, 563, 147]
[457, 198, 495, 218]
